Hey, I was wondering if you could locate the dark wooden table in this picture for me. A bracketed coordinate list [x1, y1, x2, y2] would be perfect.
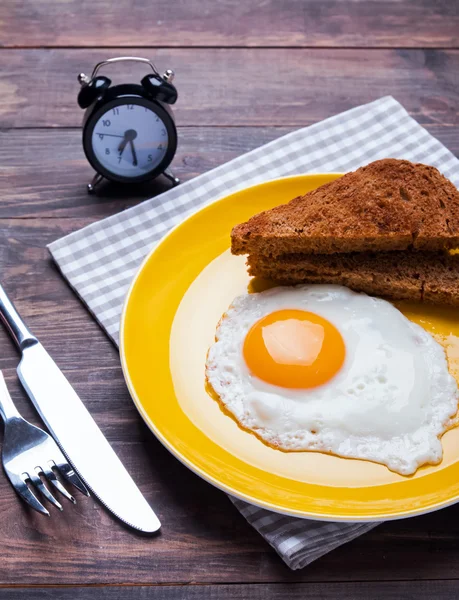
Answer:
[0, 1, 459, 597]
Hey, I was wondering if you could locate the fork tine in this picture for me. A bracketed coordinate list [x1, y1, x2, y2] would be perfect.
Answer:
[31, 470, 63, 511]
[43, 466, 76, 504]
[53, 459, 89, 497]
[11, 474, 50, 516]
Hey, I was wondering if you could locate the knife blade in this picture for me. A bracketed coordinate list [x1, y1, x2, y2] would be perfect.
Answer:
[0, 284, 160, 533]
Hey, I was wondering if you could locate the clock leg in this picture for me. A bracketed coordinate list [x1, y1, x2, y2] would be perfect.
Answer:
[87, 173, 104, 194]
[163, 170, 180, 187]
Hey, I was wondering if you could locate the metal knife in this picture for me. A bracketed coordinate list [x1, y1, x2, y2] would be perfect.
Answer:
[0, 284, 160, 533]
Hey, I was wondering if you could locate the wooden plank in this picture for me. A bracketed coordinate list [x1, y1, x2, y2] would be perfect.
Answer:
[0, 581, 458, 599]
[0, 128, 293, 218]
[0, 124, 456, 219]
[0, 49, 458, 128]
[1, 218, 459, 584]
[1, 0, 458, 48]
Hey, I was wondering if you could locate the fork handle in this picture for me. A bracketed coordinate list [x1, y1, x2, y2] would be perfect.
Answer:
[0, 372, 20, 422]
[0, 284, 38, 352]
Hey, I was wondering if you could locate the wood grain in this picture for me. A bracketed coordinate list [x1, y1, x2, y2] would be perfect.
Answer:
[1, 581, 458, 599]
[1, 0, 458, 48]
[0, 126, 458, 219]
[0, 48, 457, 128]
[0, 128, 293, 218]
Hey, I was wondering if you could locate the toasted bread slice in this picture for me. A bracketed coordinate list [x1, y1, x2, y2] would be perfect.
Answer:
[247, 251, 459, 306]
[231, 160, 459, 257]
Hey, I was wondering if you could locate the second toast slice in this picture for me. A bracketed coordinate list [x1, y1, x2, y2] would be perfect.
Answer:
[248, 251, 459, 307]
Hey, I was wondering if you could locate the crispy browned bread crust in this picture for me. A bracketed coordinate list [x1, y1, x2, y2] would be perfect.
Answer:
[231, 159, 459, 257]
[247, 251, 459, 306]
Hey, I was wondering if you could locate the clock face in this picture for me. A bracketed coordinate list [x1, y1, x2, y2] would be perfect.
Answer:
[89, 100, 171, 180]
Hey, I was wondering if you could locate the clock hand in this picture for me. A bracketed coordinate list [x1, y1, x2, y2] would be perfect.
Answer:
[129, 139, 138, 166]
[118, 137, 128, 157]
[118, 129, 137, 161]
[95, 133, 125, 138]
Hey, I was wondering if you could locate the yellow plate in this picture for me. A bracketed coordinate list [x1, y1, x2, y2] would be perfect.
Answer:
[120, 174, 459, 521]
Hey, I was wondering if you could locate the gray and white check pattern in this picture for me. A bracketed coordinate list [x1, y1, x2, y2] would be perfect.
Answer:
[48, 96, 459, 569]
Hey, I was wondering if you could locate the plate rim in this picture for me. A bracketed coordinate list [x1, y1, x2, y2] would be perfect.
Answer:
[120, 173, 459, 522]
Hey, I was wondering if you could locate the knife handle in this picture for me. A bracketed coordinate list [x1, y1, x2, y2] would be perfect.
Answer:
[0, 284, 38, 351]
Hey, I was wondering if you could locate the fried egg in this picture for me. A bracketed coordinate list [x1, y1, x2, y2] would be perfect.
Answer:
[205, 285, 459, 476]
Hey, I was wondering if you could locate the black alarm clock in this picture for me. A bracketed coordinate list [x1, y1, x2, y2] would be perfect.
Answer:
[77, 57, 179, 193]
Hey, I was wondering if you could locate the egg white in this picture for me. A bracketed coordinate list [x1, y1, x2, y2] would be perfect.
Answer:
[205, 285, 459, 476]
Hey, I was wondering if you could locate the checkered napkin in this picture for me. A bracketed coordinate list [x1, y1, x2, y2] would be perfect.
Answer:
[48, 96, 459, 569]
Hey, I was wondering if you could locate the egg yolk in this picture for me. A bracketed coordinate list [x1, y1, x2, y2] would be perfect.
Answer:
[243, 310, 345, 389]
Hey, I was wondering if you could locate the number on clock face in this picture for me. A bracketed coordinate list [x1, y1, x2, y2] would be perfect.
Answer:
[91, 103, 169, 178]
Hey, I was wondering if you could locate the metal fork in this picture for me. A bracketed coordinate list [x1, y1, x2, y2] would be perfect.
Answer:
[0, 371, 88, 515]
